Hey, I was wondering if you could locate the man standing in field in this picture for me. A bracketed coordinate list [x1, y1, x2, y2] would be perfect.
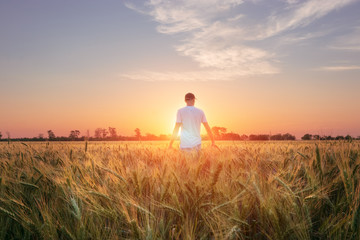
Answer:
[168, 93, 216, 151]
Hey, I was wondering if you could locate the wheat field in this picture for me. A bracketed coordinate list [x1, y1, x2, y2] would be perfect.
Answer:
[0, 140, 359, 239]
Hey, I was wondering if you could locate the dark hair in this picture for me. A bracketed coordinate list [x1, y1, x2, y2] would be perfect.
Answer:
[185, 92, 195, 100]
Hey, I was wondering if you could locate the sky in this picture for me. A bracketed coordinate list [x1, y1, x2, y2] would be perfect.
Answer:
[0, 0, 360, 139]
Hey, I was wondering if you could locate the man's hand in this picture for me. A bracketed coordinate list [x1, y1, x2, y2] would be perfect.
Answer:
[211, 142, 221, 152]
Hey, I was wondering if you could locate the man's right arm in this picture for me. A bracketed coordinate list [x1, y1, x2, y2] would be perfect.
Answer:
[168, 123, 181, 149]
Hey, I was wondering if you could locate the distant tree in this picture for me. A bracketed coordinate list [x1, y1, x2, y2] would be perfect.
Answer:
[249, 134, 269, 141]
[222, 132, 241, 140]
[134, 128, 141, 140]
[345, 135, 353, 141]
[38, 133, 44, 139]
[108, 127, 117, 138]
[94, 128, 109, 139]
[313, 135, 320, 140]
[47, 130, 56, 140]
[239, 134, 248, 140]
[325, 135, 334, 140]
[283, 133, 296, 140]
[86, 130, 90, 140]
[69, 130, 80, 140]
[259, 134, 270, 140]
[145, 133, 157, 140]
[101, 128, 108, 138]
[270, 134, 282, 140]
[6, 132, 10, 139]
[94, 128, 102, 139]
[249, 134, 256, 140]
[75, 130, 80, 138]
[269, 133, 295, 141]
[335, 135, 344, 140]
[212, 126, 227, 140]
[301, 134, 312, 140]
[0, 132, 2, 139]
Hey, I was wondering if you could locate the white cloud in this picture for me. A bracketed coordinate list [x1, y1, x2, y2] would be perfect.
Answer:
[174, 21, 275, 71]
[285, 0, 300, 4]
[125, 0, 276, 79]
[261, 0, 357, 38]
[329, 27, 360, 51]
[317, 65, 360, 71]
[145, 0, 244, 34]
[228, 14, 245, 22]
[124, 0, 358, 80]
[279, 30, 329, 45]
[120, 66, 278, 82]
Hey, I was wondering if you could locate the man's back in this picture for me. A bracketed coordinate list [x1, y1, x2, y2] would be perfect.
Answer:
[168, 92, 215, 150]
[176, 106, 207, 148]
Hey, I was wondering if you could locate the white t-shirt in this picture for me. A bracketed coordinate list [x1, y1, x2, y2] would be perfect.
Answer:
[176, 106, 207, 149]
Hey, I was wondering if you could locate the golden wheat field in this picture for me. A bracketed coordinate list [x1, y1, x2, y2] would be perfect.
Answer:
[0, 140, 359, 239]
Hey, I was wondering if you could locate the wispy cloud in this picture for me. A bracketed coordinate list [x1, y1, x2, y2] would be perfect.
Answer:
[329, 26, 360, 51]
[146, 0, 244, 34]
[124, 0, 357, 81]
[317, 65, 360, 71]
[261, 0, 357, 38]
[120, 67, 277, 82]
[278, 31, 329, 45]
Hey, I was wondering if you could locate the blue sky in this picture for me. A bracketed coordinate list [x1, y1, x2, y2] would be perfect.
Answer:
[0, 0, 360, 138]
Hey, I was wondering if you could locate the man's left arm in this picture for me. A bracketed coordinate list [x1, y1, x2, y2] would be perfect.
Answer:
[203, 122, 216, 147]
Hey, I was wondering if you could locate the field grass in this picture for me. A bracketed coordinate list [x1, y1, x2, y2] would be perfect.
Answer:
[0, 140, 359, 239]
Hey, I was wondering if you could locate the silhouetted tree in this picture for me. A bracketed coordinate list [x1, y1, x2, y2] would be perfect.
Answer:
[270, 134, 282, 140]
[145, 133, 157, 140]
[69, 130, 80, 140]
[102, 128, 108, 138]
[212, 126, 227, 140]
[108, 127, 117, 139]
[345, 135, 353, 141]
[38, 133, 44, 139]
[0, 132, 2, 139]
[335, 135, 344, 140]
[283, 133, 296, 140]
[134, 128, 141, 140]
[313, 135, 320, 140]
[301, 134, 312, 140]
[269, 133, 296, 140]
[325, 135, 334, 140]
[47, 130, 56, 140]
[94, 128, 108, 139]
[222, 132, 241, 140]
[94, 128, 102, 139]
[86, 130, 90, 140]
[239, 134, 248, 140]
[249, 134, 269, 141]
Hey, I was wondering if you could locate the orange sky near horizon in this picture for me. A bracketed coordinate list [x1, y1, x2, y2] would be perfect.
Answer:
[1, 73, 360, 139]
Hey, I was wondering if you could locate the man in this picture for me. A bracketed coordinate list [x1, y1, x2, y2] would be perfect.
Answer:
[168, 93, 216, 150]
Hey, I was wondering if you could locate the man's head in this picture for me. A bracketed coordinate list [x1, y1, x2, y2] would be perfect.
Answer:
[185, 92, 196, 106]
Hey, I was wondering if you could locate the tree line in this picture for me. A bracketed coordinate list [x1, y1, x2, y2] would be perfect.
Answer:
[0, 127, 359, 142]
[300, 134, 356, 141]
